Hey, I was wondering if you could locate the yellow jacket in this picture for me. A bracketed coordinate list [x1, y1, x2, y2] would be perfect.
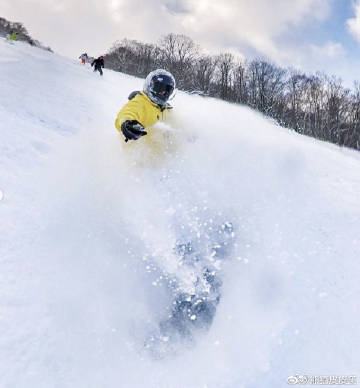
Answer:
[114, 92, 182, 166]
[115, 92, 170, 133]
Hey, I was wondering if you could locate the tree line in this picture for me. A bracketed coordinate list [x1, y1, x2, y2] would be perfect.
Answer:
[0, 17, 52, 52]
[104, 33, 360, 151]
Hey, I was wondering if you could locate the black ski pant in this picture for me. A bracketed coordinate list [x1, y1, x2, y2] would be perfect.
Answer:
[93, 66, 103, 76]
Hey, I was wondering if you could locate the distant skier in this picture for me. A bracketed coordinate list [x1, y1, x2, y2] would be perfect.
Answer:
[91, 55, 104, 76]
[79, 52, 88, 65]
[7, 31, 18, 42]
[115, 69, 176, 142]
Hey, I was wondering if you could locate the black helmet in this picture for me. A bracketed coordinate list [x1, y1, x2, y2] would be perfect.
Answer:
[144, 69, 176, 105]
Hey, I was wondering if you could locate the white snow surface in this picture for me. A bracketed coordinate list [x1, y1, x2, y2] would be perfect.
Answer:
[1, 39, 360, 388]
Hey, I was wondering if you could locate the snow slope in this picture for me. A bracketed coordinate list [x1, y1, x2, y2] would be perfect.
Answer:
[0, 39, 360, 388]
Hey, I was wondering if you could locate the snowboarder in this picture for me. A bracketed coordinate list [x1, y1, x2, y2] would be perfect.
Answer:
[91, 56, 104, 76]
[79, 52, 88, 65]
[114, 69, 176, 142]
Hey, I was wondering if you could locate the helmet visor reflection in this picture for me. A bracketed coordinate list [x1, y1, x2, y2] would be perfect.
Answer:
[152, 80, 174, 98]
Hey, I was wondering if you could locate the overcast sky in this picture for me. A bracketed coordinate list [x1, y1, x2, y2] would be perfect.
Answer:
[2, 0, 360, 87]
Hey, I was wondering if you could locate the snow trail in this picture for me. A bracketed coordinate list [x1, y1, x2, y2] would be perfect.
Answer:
[1, 39, 360, 388]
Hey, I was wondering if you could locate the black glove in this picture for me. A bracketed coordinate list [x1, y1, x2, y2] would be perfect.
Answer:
[121, 120, 147, 142]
